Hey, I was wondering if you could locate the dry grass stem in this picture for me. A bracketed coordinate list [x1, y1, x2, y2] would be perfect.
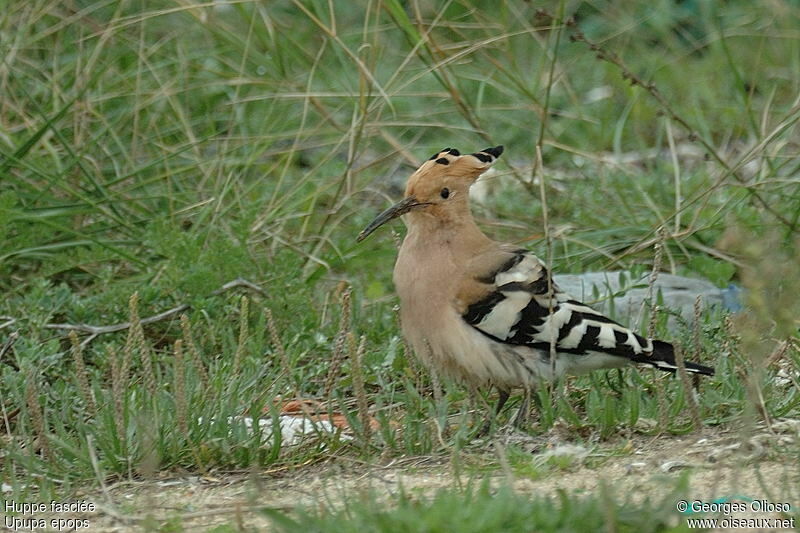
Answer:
[0, 330, 18, 360]
[692, 296, 703, 361]
[121, 293, 139, 388]
[395, 304, 423, 393]
[646, 227, 666, 340]
[25, 369, 49, 460]
[137, 336, 157, 399]
[109, 346, 127, 442]
[349, 333, 371, 443]
[180, 314, 210, 390]
[264, 307, 292, 388]
[674, 343, 702, 431]
[233, 296, 249, 376]
[70, 330, 95, 414]
[324, 287, 351, 399]
[764, 340, 789, 369]
[646, 227, 668, 431]
[129, 294, 157, 398]
[173, 339, 189, 438]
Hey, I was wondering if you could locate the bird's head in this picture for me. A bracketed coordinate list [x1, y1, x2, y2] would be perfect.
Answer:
[357, 145, 503, 242]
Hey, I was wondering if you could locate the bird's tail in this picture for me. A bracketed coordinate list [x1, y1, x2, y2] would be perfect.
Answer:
[633, 340, 715, 376]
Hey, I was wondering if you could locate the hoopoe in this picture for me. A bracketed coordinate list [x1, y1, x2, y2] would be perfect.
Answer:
[357, 146, 714, 422]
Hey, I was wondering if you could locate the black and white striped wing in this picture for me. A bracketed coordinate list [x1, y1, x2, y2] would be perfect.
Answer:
[462, 249, 713, 375]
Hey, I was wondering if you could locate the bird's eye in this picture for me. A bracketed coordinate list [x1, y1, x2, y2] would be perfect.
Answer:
[440, 188, 450, 199]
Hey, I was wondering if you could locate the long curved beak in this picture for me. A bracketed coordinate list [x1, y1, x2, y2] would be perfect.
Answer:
[356, 196, 428, 242]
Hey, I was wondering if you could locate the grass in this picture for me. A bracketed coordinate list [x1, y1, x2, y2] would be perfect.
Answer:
[1, 0, 799, 530]
[263, 481, 692, 533]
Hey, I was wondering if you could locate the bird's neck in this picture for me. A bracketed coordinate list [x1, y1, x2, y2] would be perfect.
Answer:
[403, 210, 492, 258]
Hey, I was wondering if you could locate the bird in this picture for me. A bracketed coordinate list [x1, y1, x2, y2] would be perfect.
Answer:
[357, 145, 714, 426]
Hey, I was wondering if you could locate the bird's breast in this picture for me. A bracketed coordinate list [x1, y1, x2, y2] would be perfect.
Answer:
[392, 237, 536, 387]
[394, 238, 456, 327]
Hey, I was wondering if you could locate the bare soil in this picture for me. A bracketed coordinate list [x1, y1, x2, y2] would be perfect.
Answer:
[37, 420, 798, 532]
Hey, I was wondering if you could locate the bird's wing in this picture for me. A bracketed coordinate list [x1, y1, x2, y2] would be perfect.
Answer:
[456, 248, 708, 373]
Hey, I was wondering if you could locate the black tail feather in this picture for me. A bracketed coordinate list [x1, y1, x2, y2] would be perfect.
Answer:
[633, 340, 715, 376]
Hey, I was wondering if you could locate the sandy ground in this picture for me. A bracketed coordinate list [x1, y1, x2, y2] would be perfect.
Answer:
[10, 419, 797, 532]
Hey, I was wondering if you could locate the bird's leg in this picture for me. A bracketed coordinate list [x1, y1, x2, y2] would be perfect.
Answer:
[424, 342, 450, 434]
[468, 382, 490, 417]
[495, 389, 511, 415]
[512, 387, 532, 428]
[477, 388, 510, 436]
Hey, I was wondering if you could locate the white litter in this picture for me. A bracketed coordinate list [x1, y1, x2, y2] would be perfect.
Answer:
[197, 415, 349, 446]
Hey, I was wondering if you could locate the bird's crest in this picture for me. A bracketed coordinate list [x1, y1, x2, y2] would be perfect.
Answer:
[404, 146, 503, 195]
